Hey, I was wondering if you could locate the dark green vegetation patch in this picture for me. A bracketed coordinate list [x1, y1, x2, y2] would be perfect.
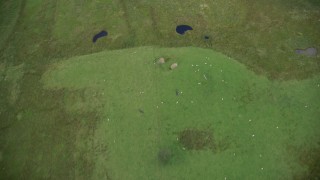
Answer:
[178, 128, 214, 151]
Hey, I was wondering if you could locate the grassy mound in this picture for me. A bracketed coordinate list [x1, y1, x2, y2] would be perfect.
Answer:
[39, 46, 320, 179]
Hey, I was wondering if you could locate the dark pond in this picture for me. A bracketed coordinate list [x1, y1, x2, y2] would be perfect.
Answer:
[93, 30, 108, 43]
[176, 25, 193, 35]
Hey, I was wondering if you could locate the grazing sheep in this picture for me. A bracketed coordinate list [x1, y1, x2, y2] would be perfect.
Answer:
[158, 57, 165, 64]
[170, 63, 178, 70]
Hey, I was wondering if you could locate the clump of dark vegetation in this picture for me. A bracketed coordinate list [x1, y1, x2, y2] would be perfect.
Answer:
[295, 145, 320, 180]
[175, 89, 180, 96]
[178, 129, 214, 150]
[158, 147, 173, 165]
[288, 142, 320, 180]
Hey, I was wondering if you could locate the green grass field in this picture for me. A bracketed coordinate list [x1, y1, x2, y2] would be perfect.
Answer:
[0, 0, 319, 179]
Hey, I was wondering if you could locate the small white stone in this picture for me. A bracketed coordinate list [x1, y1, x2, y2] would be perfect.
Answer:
[177, 137, 179, 141]
[182, 147, 186, 150]
[233, 153, 236, 156]
[276, 126, 279, 129]
[220, 69, 223, 72]
[161, 101, 164, 104]
[198, 69, 200, 71]
[249, 119, 252, 122]
[176, 101, 179, 104]
[198, 82, 201, 85]
[192, 64, 194, 66]
[252, 134, 255, 137]
[196, 64, 199, 66]
[205, 62, 207, 65]
[222, 97, 224, 101]
[210, 64, 212, 66]
[156, 106, 159, 108]
[107, 118, 110, 121]
[222, 79, 224, 82]
[305, 105, 308, 108]
[181, 91, 183, 94]
[318, 84, 320, 87]
[261, 167, 264, 170]
[259, 154, 262, 157]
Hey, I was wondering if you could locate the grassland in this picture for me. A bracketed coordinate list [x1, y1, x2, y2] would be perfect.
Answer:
[38, 46, 320, 179]
[0, 0, 319, 179]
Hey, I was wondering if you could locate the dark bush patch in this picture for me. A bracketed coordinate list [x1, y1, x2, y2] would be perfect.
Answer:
[178, 129, 214, 150]
[295, 145, 320, 179]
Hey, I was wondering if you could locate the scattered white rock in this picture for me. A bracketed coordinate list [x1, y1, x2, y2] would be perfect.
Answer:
[203, 74, 207, 80]
[252, 134, 255, 137]
[198, 82, 201, 85]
